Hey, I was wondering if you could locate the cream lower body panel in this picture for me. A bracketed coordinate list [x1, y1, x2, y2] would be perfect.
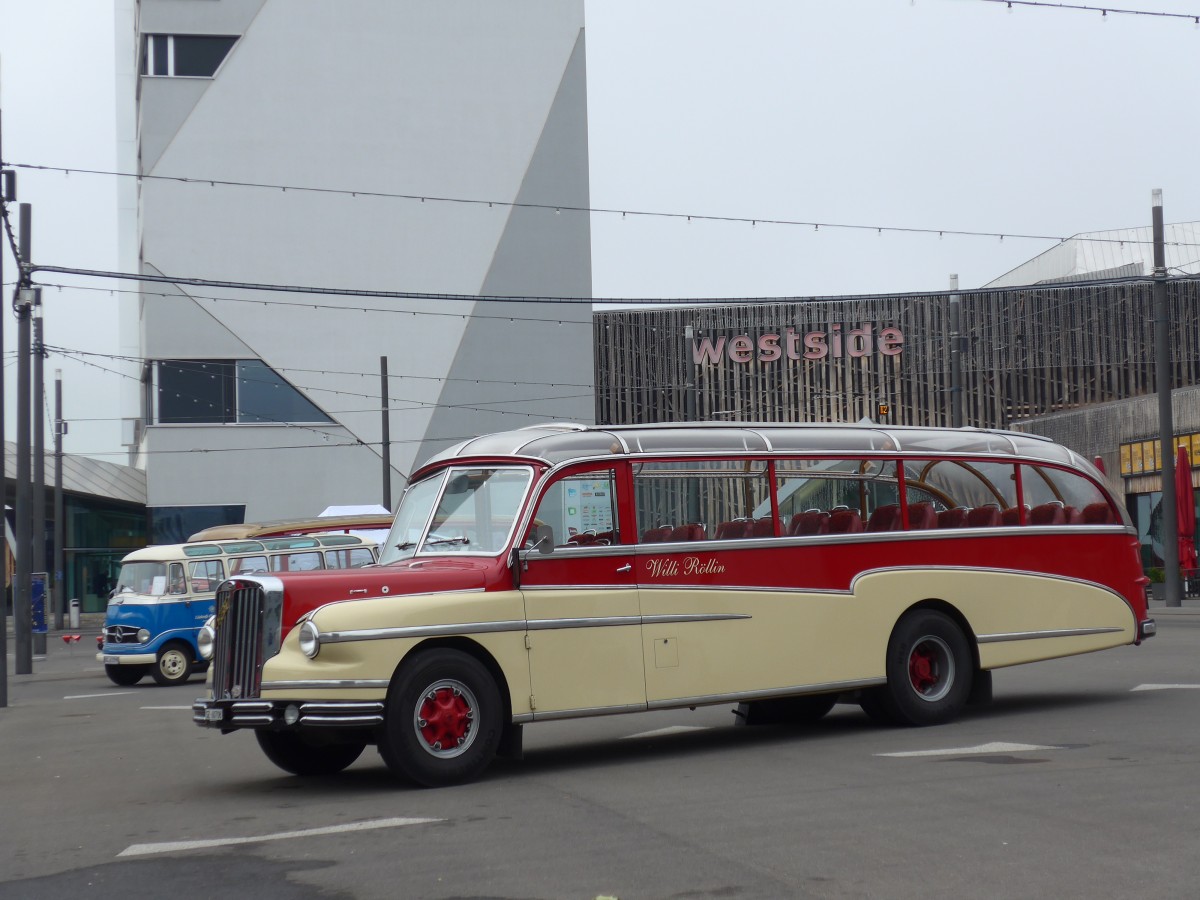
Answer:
[641, 568, 1136, 706]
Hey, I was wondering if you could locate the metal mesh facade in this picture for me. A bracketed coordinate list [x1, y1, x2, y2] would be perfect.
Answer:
[595, 279, 1200, 432]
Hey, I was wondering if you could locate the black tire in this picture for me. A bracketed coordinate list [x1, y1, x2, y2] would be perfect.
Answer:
[875, 609, 973, 726]
[151, 642, 195, 686]
[256, 730, 366, 777]
[378, 649, 502, 787]
[105, 663, 147, 686]
[735, 694, 838, 726]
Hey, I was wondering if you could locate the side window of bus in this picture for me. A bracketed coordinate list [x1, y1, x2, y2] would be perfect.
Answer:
[168, 562, 187, 595]
[904, 459, 1018, 529]
[230, 555, 268, 576]
[528, 468, 619, 549]
[1020, 464, 1113, 525]
[270, 552, 323, 572]
[774, 459, 900, 535]
[634, 459, 770, 542]
[326, 548, 375, 568]
[188, 559, 225, 593]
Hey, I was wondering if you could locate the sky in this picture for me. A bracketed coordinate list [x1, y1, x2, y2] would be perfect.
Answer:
[1, 0, 1199, 460]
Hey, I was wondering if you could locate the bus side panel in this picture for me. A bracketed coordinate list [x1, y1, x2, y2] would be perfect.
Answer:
[639, 568, 1137, 706]
[259, 590, 533, 716]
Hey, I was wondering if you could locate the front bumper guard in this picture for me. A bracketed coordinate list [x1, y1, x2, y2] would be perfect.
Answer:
[193, 698, 384, 732]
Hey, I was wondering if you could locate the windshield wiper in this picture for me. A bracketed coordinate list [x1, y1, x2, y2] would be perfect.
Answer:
[424, 536, 470, 547]
[394, 541, 416, 550]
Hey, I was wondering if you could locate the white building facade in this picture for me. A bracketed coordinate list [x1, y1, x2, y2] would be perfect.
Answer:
[134, 0, 593, 541]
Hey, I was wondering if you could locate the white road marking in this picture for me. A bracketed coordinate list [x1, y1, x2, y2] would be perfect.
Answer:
[1131, 683, 1200, 691]
[876, 741, 1063, 758]
[622, 725, 711, 740]
[118, 816, 443, 857]
[64, 691, 134, 700]
[140, 705, 191, 710]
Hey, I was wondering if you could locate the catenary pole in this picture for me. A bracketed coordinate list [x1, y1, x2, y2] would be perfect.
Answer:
[54, 371, 64, 630]
[380, 356, 391, 511]
[0, 91, 8, 706]
[33, 291, 46, 647]
[15, 203, 33, 673]
[1153, 189, 1181, 608]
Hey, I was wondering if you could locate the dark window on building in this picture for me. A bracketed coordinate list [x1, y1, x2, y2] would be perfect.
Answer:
[237, 360, 332, 424]
[142, 34, 237, 77]
[155, 359, 332, 425]
[150, 505, 245, 545]
[158, 360, 236, 424]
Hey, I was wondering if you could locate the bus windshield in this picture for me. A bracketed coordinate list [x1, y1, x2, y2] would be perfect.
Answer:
[379, 466, 533, 563]
[114, 561, 172, 596]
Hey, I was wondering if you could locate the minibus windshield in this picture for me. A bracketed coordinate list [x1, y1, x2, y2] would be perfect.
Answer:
[114, 561, 173, 596]
[379, 466, 533, 563]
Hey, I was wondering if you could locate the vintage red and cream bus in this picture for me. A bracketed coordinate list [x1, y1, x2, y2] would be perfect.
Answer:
[193, 423, 1155, 786]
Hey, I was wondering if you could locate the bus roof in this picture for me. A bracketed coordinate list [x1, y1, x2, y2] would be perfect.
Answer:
[416, 422, 1081, 476]
[122, 532, 377, 563]
[188, 514, 393, 542]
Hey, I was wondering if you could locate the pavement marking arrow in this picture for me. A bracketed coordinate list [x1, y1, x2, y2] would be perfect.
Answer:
[119, 816, 443, 857]
[1131, 683, 1200, 691]
[622, 725, 711, 740]
[876, 741, 1063, 758]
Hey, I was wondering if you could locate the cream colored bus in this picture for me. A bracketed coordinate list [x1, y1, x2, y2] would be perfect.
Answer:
[194, 423, 1154, 786]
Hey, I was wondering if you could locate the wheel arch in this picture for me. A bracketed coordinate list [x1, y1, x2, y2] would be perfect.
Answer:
[894, 597, 981, 672]
[394, 636, 515, 726]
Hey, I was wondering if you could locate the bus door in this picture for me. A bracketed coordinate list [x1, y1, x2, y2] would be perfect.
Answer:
[518, 465, 645, 717]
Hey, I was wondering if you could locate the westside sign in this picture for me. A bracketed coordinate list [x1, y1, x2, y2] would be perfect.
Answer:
[692, 323, 904, 366]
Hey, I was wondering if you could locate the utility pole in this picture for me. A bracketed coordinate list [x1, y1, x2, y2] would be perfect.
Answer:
[15, 203, 34, 673]
[380, 356, 391, 511]
[1153, 189, 1181, 608]
[33, 290, 46, 652]
[0, 92, 9, 706]
[949, 274, 964, 428]
[54, 371, 65, 630]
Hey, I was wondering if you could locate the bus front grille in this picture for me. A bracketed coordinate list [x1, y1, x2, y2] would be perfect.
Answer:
[211, 580, 282, 700]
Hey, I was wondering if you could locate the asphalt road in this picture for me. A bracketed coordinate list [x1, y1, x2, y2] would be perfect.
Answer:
[2, 609, 1198, 899]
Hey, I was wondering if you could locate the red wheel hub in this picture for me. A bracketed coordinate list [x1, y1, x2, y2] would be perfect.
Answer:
[909, 644, 939, 693]
[417, 687, 473, 751]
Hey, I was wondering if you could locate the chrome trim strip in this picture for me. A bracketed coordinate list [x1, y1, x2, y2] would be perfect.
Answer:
[321, 612, 751, 644]
[230, 715, 273, 725]
[521, 583, 635, 591]
[299, 701, 384, 713]
[527, 616, 641, 630]
[645, 677, 882, 710]
[641, 613, 752, 625]
[512, 712, 535, 724]
[262, 679, 390, 690]
[302, 715, 384, 727]
[977, 626, 1125, 643]
[532, 703, 647, 722]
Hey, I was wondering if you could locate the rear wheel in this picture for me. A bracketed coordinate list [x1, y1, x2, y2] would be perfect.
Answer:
[378, 649, 502, 787]
[105, 664, 147, 686]
[256, 731, 366, 776]
[873, 609, 972, 726]
[152, 642, 194, 686]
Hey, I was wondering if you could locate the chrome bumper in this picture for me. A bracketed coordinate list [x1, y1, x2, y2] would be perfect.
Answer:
[192, 698, 384, 731]
[1140, 618, 1157, 640]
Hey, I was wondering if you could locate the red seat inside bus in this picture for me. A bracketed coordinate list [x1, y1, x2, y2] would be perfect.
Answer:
[936, 507, 969, 528]
[966, 505, 1002, 528]
[907, 502, 938, 530]
[866, 504, 902, 532]
[1031, 502, 1067, 526]
[788, 510, 830, 536]
[829, 509, 863, 534]
[1082, 502, 1116, 525]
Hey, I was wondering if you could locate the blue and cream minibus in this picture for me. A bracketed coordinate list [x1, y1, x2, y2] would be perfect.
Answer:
[98, 534, 378, 686]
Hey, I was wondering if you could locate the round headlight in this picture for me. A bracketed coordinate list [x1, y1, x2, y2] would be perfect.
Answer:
[197, 616, 216, 660]
[137, 628, 151, 643]
[298, 620, 321, 659]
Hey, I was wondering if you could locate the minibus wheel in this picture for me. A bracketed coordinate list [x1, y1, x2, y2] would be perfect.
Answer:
[152, 642, 194, 686]
[255, 731, 366, 777]
[875, 609, 972, 726]
[378, 648, 502, 787]
[105, 663, 147, 686]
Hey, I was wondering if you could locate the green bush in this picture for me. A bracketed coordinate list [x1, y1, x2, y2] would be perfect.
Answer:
[1147, 566, 1166, 584]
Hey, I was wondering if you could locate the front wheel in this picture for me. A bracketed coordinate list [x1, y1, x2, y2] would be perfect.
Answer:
[151, 642, 194, 686]
[874, 609, 973, 726]
[256, 731, 366, 777]
[105, 663, 147, 686]
[378, 649, 503, 787]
